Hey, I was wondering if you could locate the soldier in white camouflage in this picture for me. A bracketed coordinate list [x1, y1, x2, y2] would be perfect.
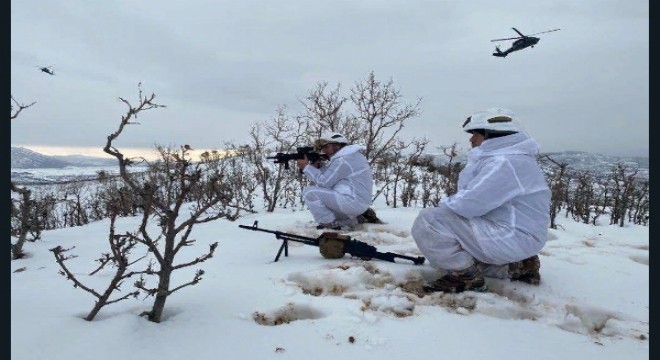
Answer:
[297, 132, 374, 230]
[411, 108, 550, 293]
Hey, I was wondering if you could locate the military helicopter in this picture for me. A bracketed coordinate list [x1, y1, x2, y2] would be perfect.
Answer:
[37, 65, 55, 75]
[491, 28, 560, 57]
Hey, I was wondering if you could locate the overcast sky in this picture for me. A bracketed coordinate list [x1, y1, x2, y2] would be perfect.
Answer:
[11, 0, 648, 157]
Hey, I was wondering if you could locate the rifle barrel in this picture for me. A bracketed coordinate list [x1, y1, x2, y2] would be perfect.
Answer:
[344, 240, 425, 265]
[239, 224, 319, 245]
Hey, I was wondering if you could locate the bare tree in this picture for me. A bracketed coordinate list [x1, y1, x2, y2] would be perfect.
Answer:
[570, 171, 600, 224]
[539, 155, 570, 229]
[607, 162, 639, 227]
[629, 180, 649, 225]
[434, 143, 464, 197]
[374, 138, 428, 208]
[297, 71, 422, 166]
[296, 72, 423, 206]
[11, 95, 39, 259]
[48, 84, 253, 322]
[349, 71, 422, 165]
[10, 183, 41, 259]
[97, 84, 234, 322]
[298, 82, 347, 137]
[245, 107, 307, 212]
[59, 181, 90, 227]
[399, 139, 429, 207]
[419, 164, 443, 208]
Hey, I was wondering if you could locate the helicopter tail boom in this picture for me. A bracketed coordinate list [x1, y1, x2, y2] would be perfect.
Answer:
[492, 46, 508, 58]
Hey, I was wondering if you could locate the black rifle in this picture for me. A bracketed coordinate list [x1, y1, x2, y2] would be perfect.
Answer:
[267, 146, 328, 170]
[239, 221, 425, 265]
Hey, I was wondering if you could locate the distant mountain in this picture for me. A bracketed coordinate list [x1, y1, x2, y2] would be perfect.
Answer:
[51, 154, 117, 167]
[11, 147, 117, 169]
[11, 147, 72, 169]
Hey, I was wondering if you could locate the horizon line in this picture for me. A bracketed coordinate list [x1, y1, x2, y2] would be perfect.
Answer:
[12, 144, 649, 160]
[12, 144, 227, 161]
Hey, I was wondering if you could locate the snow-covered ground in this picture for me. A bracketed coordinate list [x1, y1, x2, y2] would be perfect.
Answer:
[11, 204, 649, 360]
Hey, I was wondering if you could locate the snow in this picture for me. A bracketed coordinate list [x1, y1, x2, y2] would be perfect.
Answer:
[11, 204, 649, 359]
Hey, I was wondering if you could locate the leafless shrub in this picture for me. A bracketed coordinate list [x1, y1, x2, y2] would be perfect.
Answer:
[628, 179, 649, 225]
[10, 183, 42, 259]
[432, 143, 464, 198]
[298, 71, 424, 205]
[607, 163, 641, 227]
[569, 171, 608, 225]
[373, 138, 429, 207]
[540, 156, 648, 228]
[48, 84, 248, 323]
[50, 212, 145, 321]
[348, 72, 422, 165]
[243, 107, 308, 212]
[539, 155, 570, 229]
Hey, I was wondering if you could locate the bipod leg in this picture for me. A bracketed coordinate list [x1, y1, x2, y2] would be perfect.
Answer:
[274, 239, 289, 262]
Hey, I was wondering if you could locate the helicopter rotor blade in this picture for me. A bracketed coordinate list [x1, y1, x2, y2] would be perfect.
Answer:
[511, 28, 526, 37]
[527, 28, 560, 36]
[490, 37, 522, 42]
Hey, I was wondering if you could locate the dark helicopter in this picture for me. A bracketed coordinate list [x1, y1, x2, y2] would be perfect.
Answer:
[37, 65, 55, 75]
[491, 28, 560, 57]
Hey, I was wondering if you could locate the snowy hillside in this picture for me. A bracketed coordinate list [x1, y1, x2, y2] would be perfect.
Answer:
[10, 147, 71, 169]
[11, 204, 649, 360]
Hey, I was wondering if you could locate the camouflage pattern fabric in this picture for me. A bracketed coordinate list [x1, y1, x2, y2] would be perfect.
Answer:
[508, 255, 541, 285]
[422, 264, 488, 293]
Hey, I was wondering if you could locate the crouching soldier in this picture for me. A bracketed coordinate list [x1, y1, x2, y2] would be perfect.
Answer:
[411, 108, 551, 293]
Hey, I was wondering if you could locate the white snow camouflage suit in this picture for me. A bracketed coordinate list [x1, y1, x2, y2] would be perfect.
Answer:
[302, 144, 373, 226]
[411, 132, 551, 271]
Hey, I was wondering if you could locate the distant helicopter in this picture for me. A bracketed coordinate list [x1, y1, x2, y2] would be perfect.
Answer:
[37, 65, 55, 75]
[491, 28, 560, 57]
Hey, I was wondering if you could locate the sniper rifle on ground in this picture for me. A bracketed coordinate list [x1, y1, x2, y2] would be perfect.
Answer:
[239, 221, 425, 265]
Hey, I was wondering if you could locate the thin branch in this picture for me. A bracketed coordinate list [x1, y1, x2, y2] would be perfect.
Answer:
[11, 96, 36, 120]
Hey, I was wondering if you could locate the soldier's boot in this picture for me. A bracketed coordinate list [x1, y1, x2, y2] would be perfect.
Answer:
[508, 255, 541, 285]
[316, 221, 342, 230]
[423, 264, 488, 293]
[357, 208, 384, 224]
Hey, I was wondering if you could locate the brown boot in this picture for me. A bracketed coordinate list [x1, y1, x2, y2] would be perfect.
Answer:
[357, 208, 384, 224]
[508, 255, 541, 285]
[423, 264, 488, 293]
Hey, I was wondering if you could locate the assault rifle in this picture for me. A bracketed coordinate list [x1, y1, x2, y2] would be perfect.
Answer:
[239, 221, 425, 265]
[267, 146, 328, 170]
